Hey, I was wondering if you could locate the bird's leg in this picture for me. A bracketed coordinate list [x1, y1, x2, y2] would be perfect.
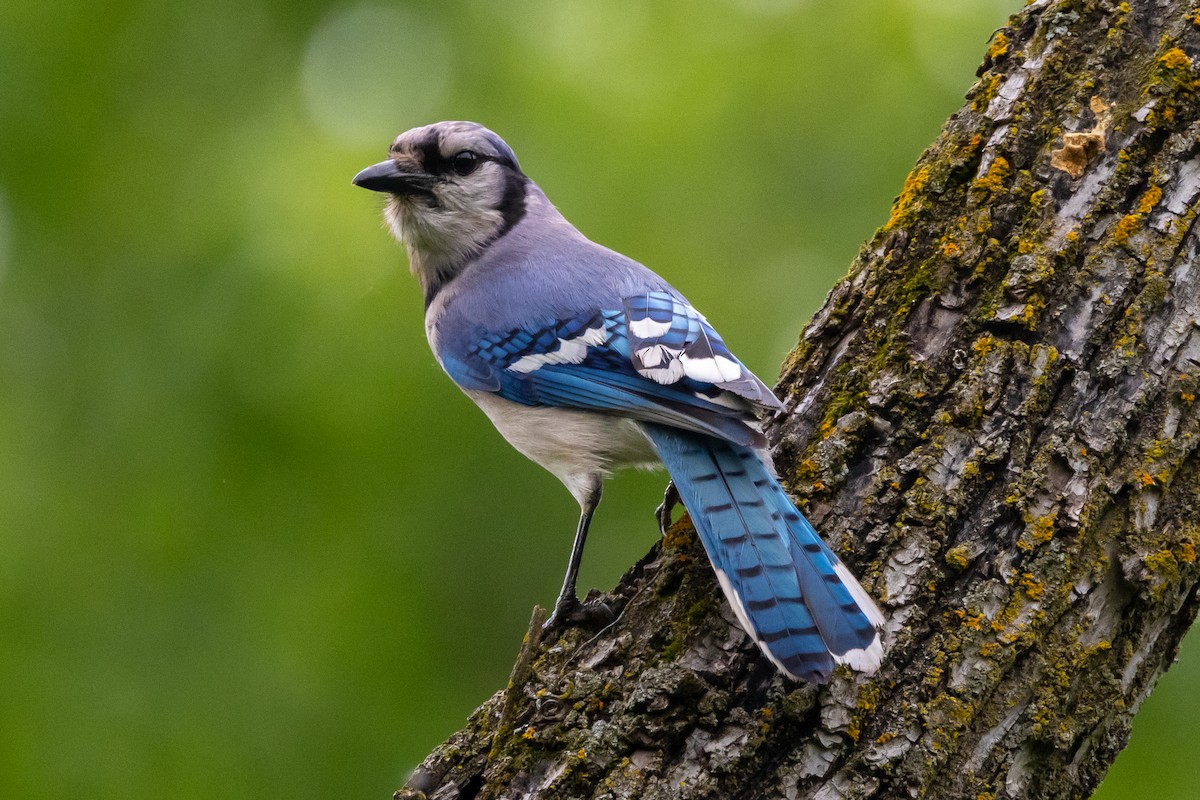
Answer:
[655, 480, 680, 536]
[544, 483, 603, 631]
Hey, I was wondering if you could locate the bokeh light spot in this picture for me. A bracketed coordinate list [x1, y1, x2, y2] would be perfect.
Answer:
[300, 5, 452, 147]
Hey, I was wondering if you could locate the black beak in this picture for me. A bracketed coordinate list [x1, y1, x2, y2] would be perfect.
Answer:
[352, 160, 436, 195]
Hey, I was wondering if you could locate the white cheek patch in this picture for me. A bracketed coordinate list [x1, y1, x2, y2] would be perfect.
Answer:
[508, 326, 607, 374]
[385, 201, 407, 243]
[387, 176, 508, 286]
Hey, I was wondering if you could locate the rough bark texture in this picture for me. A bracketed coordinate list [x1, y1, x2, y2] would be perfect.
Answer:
[397, 2, 1200, 798]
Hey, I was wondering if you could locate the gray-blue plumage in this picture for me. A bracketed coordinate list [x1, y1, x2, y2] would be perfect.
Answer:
[353, 120, 884, 682]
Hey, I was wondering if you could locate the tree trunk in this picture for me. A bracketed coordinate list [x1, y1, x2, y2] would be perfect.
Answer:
[396, 1, 1200, 798]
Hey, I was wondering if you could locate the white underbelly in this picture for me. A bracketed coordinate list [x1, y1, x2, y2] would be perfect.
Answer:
[466, 391, 661, 502]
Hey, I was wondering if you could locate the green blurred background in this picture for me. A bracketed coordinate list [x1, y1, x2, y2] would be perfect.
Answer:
[0, 1, 1195, 797]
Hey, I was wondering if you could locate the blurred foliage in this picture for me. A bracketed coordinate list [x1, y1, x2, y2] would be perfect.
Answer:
[0, 1, 1193, 797]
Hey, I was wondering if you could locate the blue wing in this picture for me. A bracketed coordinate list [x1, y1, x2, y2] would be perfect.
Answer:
[442, 293, 780, 448]
[624, 292, 781, 409]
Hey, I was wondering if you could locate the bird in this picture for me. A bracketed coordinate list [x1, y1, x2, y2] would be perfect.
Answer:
[352, 121, 884, 683]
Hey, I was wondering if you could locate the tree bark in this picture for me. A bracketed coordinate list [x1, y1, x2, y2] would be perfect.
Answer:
[396, 1, 1200, 798]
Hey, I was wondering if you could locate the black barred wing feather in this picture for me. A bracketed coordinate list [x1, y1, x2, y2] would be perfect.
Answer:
[624, 291, 782, 410]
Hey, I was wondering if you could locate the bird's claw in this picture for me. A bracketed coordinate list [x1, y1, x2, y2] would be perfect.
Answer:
[655, 481, 680, 535]
[542, 595, 579, 631]
[542, 594, 614, 632]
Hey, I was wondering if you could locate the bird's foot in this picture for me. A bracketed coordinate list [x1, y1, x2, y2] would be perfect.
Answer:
[542, 592, 614, 632]
[655, 481, 680, 536]
[542, 594, 579, 631]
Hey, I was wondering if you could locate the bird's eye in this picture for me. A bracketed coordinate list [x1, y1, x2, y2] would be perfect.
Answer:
[450, 151, 479, 176]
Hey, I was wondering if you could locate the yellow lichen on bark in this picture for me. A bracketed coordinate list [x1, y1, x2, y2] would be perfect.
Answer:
[973, 156, 1010, 196]
[885, 166, 931, 230]
[1138, 184, 1163, 213]
[988, 31, 1010, 62]
[1159, 47, 1193, 70]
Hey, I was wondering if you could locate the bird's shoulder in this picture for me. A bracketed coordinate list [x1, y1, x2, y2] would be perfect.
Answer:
[427, 230, 667, 355]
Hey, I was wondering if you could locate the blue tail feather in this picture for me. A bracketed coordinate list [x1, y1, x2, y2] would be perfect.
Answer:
[643, 424, 883, 683]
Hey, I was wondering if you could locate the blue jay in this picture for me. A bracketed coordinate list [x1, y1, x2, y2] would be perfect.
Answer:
[353, 121, 883, 682]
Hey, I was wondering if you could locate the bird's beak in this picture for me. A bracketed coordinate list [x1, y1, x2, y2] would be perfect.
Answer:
[352, 160, 436, 195]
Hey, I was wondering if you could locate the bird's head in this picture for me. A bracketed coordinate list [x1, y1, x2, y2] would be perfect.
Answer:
[353, 121, 527, 297]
